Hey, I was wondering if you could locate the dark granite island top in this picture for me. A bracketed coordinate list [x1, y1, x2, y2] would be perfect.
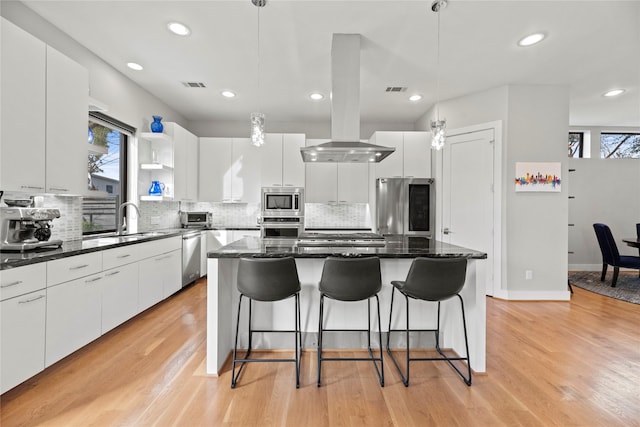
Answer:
[207, 236, 487, 259]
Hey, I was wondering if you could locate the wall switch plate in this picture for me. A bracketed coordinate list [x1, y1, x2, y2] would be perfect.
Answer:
[525, 270, 533, 280]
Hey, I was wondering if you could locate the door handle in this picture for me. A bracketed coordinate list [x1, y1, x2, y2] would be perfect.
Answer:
[443, 228, 452, 235]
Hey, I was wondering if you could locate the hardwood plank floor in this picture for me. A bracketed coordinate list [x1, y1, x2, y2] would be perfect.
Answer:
[2, 278, 639, 426]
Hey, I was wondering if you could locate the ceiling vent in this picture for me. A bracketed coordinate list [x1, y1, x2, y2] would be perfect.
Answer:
[385, 86, 407, 92]
[182, 82, 206, 88]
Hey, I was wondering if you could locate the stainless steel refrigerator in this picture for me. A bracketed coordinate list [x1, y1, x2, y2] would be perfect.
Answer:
[375, 177, 435, 237]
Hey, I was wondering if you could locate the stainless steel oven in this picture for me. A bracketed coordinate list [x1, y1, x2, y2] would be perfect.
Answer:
[260, 217, 304, 239]
[261, 187, 304, 217]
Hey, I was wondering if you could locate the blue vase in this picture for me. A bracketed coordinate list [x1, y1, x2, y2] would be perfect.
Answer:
[148, 181, 165, 196]
[150, 116, 164, 133]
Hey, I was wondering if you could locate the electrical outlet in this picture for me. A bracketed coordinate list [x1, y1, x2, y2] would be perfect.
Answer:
[525, 270, 533, 280]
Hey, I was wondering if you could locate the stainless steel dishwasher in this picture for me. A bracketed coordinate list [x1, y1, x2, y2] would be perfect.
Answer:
[182, 230, 201, 287]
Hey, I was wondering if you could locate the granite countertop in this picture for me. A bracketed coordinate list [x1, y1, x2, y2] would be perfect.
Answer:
[207, 236, 487, 259]
[0, 229, 188, 270]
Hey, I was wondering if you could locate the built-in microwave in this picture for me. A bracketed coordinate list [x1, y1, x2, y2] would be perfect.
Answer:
[261, 187, 304, 217]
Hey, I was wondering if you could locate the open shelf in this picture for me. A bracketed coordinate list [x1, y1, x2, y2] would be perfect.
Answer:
[140, 163, 173, 171]
[139, 132, 172, 143]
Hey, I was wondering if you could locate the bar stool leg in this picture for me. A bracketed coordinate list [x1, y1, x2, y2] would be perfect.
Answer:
[434, 296, 472, 386]
[374, 294, 385, 387]
[317, 294, 325, 387]
[294, 293, 300, 389]
[386, 288, 410, 386]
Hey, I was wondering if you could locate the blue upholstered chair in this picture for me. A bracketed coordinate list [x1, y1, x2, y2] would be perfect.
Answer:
[593, 223, 640, 287]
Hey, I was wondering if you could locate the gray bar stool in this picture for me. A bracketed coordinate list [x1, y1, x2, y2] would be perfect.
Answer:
[317, 256, 384, 387]
[386, 257, 471, 386]
[232, 256, 302, 388]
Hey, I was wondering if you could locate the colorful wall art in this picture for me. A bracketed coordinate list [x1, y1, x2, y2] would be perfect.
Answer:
[515, 162, 561, 192]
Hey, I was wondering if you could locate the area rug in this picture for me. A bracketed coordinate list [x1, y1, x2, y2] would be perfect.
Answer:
[569, 271, 640, 305]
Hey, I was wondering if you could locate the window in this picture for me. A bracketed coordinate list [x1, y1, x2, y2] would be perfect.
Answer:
[83, 113, 132, 235]
[600, 133, 640, 159]
[568, 132, 584, 158]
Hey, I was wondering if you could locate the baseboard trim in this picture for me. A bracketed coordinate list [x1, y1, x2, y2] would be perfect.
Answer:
[491, 290, 571, 301]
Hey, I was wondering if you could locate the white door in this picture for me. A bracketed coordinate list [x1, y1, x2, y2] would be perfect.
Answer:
[442, 129, 495, 295]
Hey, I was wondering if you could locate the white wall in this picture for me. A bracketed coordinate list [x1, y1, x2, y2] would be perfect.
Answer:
[188, 119, 414, 139]
[568, 157, 640, 270]
[1, 2, 188, 133]
[505, 85, 569, 295]
[416, 84, 571, 299]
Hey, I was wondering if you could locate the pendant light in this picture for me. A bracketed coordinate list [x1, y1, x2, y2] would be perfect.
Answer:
[250, 0, 266, 147]
[430, 0, 447, 150]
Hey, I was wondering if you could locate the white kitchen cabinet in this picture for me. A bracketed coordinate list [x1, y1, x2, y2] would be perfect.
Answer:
[46, 272, 103, 367]
[0, 262, 47, 301]
[370, 131, 431, 179]
[369, 132, 404, 178]
[402, 132, 431, 178]
[1, 290, 47, 394]
[139, 131, 174, 201]
[199, 137, 231, 202]
[46, 251, 102, 286]
[0, 19, 87, 195]
[101, 262, 139, 334]
[337, 163, 369, 203]
[199, 137, 260, 203]
[261, 133, 305, 188]
[138, 237, 182, 311]
[102, 244, 141, 270]
[45, 45, 88, 195]
[200, 232, 207, 277]
[170, 123, 199, 201]
[0, 262, 47, 394]
[0, 18, 46, 193]
[305, 139, 369, 203]
[231, 138, 261, 203]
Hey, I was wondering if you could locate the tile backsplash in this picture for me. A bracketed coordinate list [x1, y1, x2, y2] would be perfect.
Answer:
[33, 195, 83, 242]
[304, 203, 371, 229]
[26, 196, 371, 242]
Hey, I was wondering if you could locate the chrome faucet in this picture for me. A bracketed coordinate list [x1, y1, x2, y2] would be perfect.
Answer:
[117, 201, 141, 236]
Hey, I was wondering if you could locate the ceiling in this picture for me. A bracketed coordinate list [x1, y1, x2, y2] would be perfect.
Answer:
[19, 0, 640, 128]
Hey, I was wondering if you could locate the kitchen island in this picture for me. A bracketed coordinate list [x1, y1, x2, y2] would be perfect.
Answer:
[206, 236, 487, 376]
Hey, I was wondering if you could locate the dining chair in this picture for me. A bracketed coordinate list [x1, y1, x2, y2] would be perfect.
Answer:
[593, 223, 640, 287]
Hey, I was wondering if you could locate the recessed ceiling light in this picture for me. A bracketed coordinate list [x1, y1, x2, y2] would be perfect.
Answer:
[127, 62, 143, 71]
[518, 33, 545, 47]
[409, 94, 422, 102]
[603, 89, 625, 97]
[167, 22, 191, 36]
[309, 92, 324, 101]
[221, 90, 236, 98]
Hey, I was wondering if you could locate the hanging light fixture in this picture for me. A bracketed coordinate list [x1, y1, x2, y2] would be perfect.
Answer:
[430, 0, 447, 150]
[250, 0, 266, 147]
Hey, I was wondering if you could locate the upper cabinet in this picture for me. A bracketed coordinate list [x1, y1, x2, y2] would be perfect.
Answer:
[45, 46, 89, 195]
[304, 139, 369, 203]
[168, 123, 198, 201]
[198, 137, 261, 203]
[138, 122, 198, 202]
[369, 131, 431, 179]
[0, 18, 88, 195]
[260, 134, 305, 188]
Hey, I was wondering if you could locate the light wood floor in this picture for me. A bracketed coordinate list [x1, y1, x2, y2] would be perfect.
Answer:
[2, 278, 640, 426]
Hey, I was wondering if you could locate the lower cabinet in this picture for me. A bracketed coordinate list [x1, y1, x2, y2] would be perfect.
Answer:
[46, 272, 103, 367]
[101, 263, 139, 334]
[1, 289, 46, 394]
[1, 236, 184, 391]
[139, 248, 181, 311]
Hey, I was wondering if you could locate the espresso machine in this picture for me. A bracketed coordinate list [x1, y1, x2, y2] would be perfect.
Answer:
[0, 207, 63, 252]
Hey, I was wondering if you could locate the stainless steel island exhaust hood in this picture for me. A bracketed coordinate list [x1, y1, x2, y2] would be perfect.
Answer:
[300, 34, 395, 163]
